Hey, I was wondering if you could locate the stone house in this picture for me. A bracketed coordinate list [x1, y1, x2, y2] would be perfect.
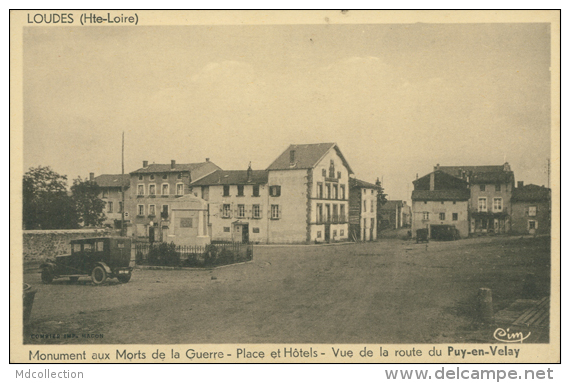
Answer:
[348, 178, 379, 241]
[91, 173, 130, 228]
[266, 143, 354, 243]
[190, 166, 269, 243]
[511, 182, 551, 235]
[127, 159, 220, 241]
[411, 170, 471, 238]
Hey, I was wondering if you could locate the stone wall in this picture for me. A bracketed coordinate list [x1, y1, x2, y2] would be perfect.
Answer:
[23, 229, 112, 263]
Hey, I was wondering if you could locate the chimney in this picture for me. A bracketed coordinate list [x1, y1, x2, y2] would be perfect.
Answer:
[504, 162, 511, 172]
[89, 172, 94, 181]
[247, 162, 253, 183]
[434, 163, 440, 171]
[517, 181, 524, 189]
[430, 172, 435, 191]
[206, 158, 210, 162]
[143, 160, 148, 168]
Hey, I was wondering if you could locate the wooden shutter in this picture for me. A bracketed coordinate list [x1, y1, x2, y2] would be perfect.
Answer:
[259, 204, 263, 219]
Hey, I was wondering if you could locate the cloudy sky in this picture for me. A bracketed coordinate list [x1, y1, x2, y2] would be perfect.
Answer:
[23, 23, 551, 200]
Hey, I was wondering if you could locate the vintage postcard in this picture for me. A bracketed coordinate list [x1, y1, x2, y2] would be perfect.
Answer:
[10, 10, 560, 364]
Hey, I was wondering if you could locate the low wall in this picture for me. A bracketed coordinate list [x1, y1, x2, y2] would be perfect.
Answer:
[23, 229, 112, 263]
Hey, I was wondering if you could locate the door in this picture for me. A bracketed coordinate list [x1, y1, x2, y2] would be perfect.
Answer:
[370, 218, 375, 241]
[324, 224, 330, 242]
[242, 224, 249, 244]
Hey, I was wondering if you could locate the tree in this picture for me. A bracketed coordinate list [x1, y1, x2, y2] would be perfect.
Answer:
[71, 176, 107, 227]
[23, 166, 80, 229]
[375, 177, 388, 231]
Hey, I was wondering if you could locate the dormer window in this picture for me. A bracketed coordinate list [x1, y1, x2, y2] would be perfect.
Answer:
[138, 175, 143, 181]
[290, 150, 296, 164]
[162, 174, 168, 180]
[150, 174, 155, 180]
[177, 173, 182, 180]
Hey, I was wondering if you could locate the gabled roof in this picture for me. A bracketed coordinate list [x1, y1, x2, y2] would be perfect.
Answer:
[436, 164, 514, 185]
[191, 170, 268, 186]
[438, 165, 506, 177]
[131, 162, 211, 174]
[267, 143, 354, 174]
[379, 200, 404, 210]
[412, 189, 470, 202]
[512, 184, 551, 202]
[349, 178, 381, 190]
[93, 174, 130, 188]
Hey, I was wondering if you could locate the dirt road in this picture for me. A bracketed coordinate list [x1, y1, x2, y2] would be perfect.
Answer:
[23, 236, 551, 344]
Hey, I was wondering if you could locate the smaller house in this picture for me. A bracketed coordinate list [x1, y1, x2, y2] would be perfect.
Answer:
[378, 200, 410, 230]
[349, 178, 380, 241]
[92, 173, 130, 228]
[511, 182, 551, 235]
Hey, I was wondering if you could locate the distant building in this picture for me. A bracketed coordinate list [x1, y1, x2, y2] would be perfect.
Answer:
[511, 182, 551, 235]
[91, 173, 130, 228]
[190, 165, 269, 243]
[127, 159, 220, 241]
[378, 200, 411, 230]
[349, 178, 380, 241]
[437, 163, 515, 234]
[411, 170, 471, 238]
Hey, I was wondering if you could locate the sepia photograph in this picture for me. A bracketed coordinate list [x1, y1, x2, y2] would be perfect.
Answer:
[10, 10, 560, 364]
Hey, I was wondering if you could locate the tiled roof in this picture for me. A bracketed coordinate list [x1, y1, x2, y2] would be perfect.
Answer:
[267, 143, 354, 174]
[191, 170, 268, 186]
[93, 174, 130, 188]
[470, 171, 514, 184]
[379, 200, 404, 210]
[512, 184, 551, 202]
[412, 189, 470, 201]
[131, 162, 209, 174]
[438, 165, 506, 178]
[349, 178, 381, 190]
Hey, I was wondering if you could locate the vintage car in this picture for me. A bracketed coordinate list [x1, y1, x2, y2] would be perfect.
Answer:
[416, 228, 429, 243]
[40, 237, 133, 285]
[430, 225, 461, 241]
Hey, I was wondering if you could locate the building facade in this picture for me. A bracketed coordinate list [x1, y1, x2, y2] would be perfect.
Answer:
[349, 178, 379, 241]
[92, 173, 130, 228]
[190, 167, 269, 244]
[126, 159, 220, 241]
[411, 171, 471, 238]
[266, 143, 354, 243]
[511, 182, 551, 235]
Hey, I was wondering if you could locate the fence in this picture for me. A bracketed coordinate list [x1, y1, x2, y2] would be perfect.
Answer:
[135, 242, 253, 267]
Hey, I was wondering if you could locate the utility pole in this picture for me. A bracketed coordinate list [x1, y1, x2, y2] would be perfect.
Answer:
[121, 131, 125, 236]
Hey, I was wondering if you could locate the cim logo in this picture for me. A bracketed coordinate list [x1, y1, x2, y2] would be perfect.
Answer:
[493, 328, 531, 343]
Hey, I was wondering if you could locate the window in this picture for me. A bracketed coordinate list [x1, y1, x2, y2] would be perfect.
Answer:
[423, 212, 430, 220]
[333, 230, 337, 237]
[237, 204, 245, 218]
[439, 213, 445, 221]
[452, 213, 458, 221]
[332, 204, 338, 223]
[150, 174, 155, 180]
[252, 204, 261, 219]
[269, 185, 281, 197]
[84, 243, 93, 251]
[478, 197, 487, 212]
[107, 201, 113, 213]
[148, 204, 156, 216]
[453, 201, 456, 205]
[237, 185, 245, 196]
[137, 204, 145, 216]
[223, 227, 230, 232]
[161, 183, 169, 195]
[326, 184, 331, 199]
[317, 183, 323, 199]
[73, 244, 81, 252]
[271, 204, 280, 219]
[176, 183, 184, 196]
[161, 205, 169, 219]
[102, 189, 108, 198]
[333, 184, 338, 199]
[223, 185, 230, 197]
[253, 185, 260, 197]
[149, 184, 156, 195]
[137, 184, 145, 196]
[162, 174, 168, 180]
[222, 204, 231, 218]
[177, 173, 182, 180]
[322, 169, 326, 177]
[329, 160, 335, 178]
[96, 241, 104, 251]
[370, 200, 374, 213]
[340, 229, 344, 236]
[363, 200, 367, 212]
[480, 184, 486, 192]
[441, 201, 444, 205]
[340, 204, 345, 222]
[252, 227, 260, 234]
[495, 184, 501, 192]
[325, 204, 330, 222]
[138, 175, 143, 181]
[493, 198, 503, 212]
[528, 220, 537, 230]
[340, 185, 345, 200]
[118, 202, 123, 213]
[317, 204, 323, 223]
[528, 206, 537, 216]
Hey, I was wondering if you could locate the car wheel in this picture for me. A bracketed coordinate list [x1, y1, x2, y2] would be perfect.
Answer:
[117, 274, 131, 283]
[91, 266, 107, 285]
[69, 277, 79, 283]
[41, 268, 53, 284]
